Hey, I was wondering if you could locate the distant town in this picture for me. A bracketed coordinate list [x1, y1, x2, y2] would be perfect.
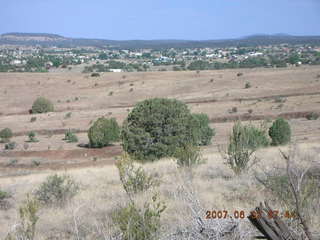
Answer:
[0, 33, 320, 73]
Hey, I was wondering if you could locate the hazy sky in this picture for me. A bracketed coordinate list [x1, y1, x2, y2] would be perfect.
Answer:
[1, 0, 320, 40]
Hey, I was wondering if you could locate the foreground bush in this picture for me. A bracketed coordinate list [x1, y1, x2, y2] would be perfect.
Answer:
[34, 174, 79, 206]
[6, 195, 39, 240]
[88, 117, 120, 147]
[116, 153, 159, 196]
[192, 113, 215, 146]
[121, 98, 199, 161]
[112, 195, 166, 240]
[268, 118, 291, 146]
[0, 128, 13, 143]
[224, 122, 268, 174]
[174, 144, 204, 167]
[31, 97, 54, 114]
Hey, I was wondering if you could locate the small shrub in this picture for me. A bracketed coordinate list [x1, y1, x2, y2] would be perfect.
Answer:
[0, 128, 13, 143]
[129, 88, 133, 92]
[237, 72, 243, 77]
[248, 109, 253, 114]
[116, 153, 159, 196]
[112, 195, 166, 240]
[32, 160, 40, 167]
[88, 117, 120, 148]
[30, 117, 37, 122]
[245, 82, 251, 89]
[5, 142, 16, 150]
[34, 174, 79, 206]
[63, 130, 78, 143]
[269, 118, 291, 146]
[274, 97, 286, 103]
[108, 91, 113, 96]
[192, 113, 215, 146]
[223, 122, 268, 174]
[9, 195, 39, 240]
[31, 97, 54, 114]
[0, 189, 11, 210]
[64, 112, 72, 119]
[91, 72, 100, 77]
[174, 144, 204, 167]
[28, 132, 38, 143]
[7, 159, 18, 166]
[306, 112, 319, 120]
[229, 107, 238, 113]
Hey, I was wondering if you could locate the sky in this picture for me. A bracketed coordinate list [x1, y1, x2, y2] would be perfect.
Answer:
[1, 0, 320, 40]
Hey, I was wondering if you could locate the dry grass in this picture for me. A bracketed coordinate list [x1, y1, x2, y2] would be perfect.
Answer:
[1, 143, 319, 239]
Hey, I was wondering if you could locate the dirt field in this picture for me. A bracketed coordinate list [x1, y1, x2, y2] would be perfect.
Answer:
[1, 66, 320, 239]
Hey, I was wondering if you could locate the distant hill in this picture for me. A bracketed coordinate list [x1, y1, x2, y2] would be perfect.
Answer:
[1, 32, 320, 49]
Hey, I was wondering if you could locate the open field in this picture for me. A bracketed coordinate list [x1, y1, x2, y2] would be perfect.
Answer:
[0, 66, 320, 239]
[1, 66, 320, 173]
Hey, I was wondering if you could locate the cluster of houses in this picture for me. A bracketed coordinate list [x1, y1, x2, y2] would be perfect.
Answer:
[0, 43, 319, 72]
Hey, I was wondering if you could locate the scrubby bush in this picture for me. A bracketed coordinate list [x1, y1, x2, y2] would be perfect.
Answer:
[0, 189, 11, 210]
[91, 72, 100, 77]
[34, 174, 79, 206]
[112, 195, 166, 240]
[237, 72, 243, 77]
[88, 117, 120, 148]
[306, 112, 319, 120]
[116, 153, 159, 196]
[64, 112, 72, 119]
[245, 82, 251, 89]
[0, 128, 13, 143]
[223, 122, 269, 174]
[121, 98, 200, 161]
[31, 97, 54, 114]
[174, 144, 204, 167]
[63, 130, 78, 143]
[30, 117, 37, 122]
[192, 113, 215, 146]
[28, 131, 38, 142]
[5, 142, 16, 150]
[268, 118, 291, 146]
[6, 195, 39, 240]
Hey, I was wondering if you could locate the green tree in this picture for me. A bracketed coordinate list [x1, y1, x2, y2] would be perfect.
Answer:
[269, 118, 291, 146]
[121, 98, 199, 161]
[88, 117, 120, 148]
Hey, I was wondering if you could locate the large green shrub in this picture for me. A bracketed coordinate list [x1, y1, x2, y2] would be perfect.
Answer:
[121, 98, 199, 161]
[0, 128, 13, 143]
[88, 117, 120, 148]
[269, 118, 291, 146]
[31, 97, 54, 114]
[192, 113, 215, 146]
[34, 174, 79, 206]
